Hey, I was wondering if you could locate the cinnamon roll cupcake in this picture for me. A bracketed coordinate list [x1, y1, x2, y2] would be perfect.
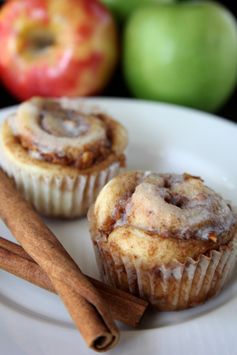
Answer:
[0, 97, 127, 218]
[88, 171, 237, 310]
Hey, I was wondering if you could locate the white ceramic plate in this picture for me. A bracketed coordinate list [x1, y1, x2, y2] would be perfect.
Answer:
[0, 98, 237, 355]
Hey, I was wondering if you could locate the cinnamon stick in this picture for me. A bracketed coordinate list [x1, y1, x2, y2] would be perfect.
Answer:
[0, 170, 118, 351]
[0, 236, 148, 327]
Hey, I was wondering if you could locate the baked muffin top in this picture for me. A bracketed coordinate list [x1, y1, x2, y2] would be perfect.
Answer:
[7, 97, 127, 170]
[94, 171, 237, 245]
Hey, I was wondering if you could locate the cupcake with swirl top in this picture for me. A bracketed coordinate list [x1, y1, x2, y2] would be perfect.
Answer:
[88, 171, 237, 310]
[0, 97, 127, 218]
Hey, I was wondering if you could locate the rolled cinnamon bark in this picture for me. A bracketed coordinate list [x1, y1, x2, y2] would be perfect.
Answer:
[0, 237, 148, 327]
[0, 170, 119, 351]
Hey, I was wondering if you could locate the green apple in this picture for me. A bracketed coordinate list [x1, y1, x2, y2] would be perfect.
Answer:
[123, 2, 237, 112]
[101, 0, 175, 23]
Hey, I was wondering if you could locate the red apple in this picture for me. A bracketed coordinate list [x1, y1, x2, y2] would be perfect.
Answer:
[0, 0, 118, 100]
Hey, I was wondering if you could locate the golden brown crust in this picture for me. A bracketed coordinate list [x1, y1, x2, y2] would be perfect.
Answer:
[1, 121, 125, 178]
[107, 226, 237, 266]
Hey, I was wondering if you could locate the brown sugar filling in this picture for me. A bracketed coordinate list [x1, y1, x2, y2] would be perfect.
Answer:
[18, 135, 111, 169]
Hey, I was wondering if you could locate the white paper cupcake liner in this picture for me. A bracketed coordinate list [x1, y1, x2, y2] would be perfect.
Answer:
[0, 149, 120, 218]
[92, 235, 237, 311]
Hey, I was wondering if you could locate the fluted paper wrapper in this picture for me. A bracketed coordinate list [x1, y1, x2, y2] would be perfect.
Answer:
[0, 153, 120, 218]
[91, 234, 237, 311]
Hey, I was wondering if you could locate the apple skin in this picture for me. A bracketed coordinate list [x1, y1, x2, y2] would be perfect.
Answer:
[101, 0, 176, 23]
[0, 0, 118, 100]
[123, 2, 237, 112]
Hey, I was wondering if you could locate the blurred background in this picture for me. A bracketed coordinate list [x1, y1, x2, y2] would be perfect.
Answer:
[0, 0, 236, 122]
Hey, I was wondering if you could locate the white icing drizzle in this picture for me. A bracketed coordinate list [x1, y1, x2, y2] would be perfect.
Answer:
[115, 172, 237, 241]
[8, 97, 110, 164]
[41, 110, 89, 138]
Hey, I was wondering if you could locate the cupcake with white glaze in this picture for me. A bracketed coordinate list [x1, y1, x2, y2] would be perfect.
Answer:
[88, 171, 237, 310]
[0, 97, 127, 218]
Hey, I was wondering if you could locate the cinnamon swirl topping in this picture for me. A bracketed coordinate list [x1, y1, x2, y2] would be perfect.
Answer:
[9, 97, 127, 169]
[95, 172, 237, 243]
